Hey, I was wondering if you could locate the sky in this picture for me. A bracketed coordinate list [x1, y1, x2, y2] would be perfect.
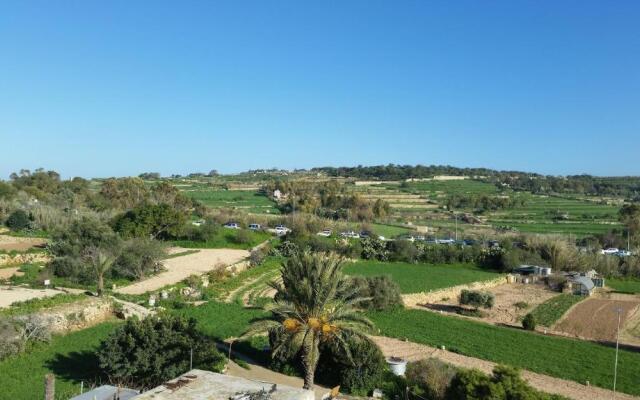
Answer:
[0, 1, 639, 179]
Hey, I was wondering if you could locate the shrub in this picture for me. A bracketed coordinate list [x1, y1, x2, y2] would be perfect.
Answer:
[406, 358, 457, 400]
[97, 315, 225, 390]
[523, 313, 537, 331]
[112, 238, 166, 280]
[388, 239, 420, 263]
[459, 290, 494, 310]
[5, 210, 31, 231]
[351, 275, 403, 311]
[316, 336, 387, 395]
[361, 237, 388, 261]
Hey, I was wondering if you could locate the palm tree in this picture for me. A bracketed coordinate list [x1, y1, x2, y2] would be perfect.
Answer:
[84, 246, 117, 296]
[244, 250, 373, 390]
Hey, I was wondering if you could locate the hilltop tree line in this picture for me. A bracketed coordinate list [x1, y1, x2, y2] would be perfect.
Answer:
[311, 164, 640, 199]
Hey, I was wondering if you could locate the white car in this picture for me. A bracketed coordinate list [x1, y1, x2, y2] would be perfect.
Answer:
[616, 250, 632, 257]
[274, 225, 291, 235]
[340, 231, 360, 239]
[248, 223, 262, 230]
[317, 229, 332, 237]
[600, 248, 619, 255]
[223, 222, 240, 229]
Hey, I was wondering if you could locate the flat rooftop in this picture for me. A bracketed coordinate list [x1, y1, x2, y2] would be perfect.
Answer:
[132, 369, 314, 400]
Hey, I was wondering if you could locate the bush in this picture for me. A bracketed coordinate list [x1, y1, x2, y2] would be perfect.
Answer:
[523, 313, 537, 331]
[112, 238, 166, 280]
[5, 210, 31, 231]
[388, 239, 420, 263]
[351, 275, 403, 311]
[406, 358, 457, 400]
[361, 237, 388, 261]
[97, 315, 226, 390]
[446, 365, 568, 400]
[459, 290, 494, 310]
[316, 336, 387, 395]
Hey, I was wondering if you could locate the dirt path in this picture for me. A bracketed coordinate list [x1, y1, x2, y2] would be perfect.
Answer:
[0, 267, 23, 280]
[115, 248, 249, 295]
[0, 286, 65, 308]
[0, 235, 47, 251]
[371, 336, 639, 400]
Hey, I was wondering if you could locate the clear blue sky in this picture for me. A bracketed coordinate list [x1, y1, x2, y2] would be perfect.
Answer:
[1, 1, 638, 178]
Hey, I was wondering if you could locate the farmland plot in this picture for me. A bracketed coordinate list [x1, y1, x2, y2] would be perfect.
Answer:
[181, 188, 280, 214]
[343, 261, 500, 294]
[554, 295, 640, 345]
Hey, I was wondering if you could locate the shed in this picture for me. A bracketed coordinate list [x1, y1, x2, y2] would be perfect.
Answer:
[569, 276, 595, 296]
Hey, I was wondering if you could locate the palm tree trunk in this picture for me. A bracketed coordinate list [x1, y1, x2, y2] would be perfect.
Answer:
[302, 335, 320, 390]
[97, 273, 104, 296]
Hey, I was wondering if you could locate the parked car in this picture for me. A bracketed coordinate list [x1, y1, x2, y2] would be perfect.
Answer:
[317, 229, 332, 237]
[340, 231, 360, 239]
[224, 222, 240, 229]
[600, 248, 619, 255]
[248, 223, 262, 230]
[616, 250, 632, 257]
[359, 231, 371, 239]
[274, 225, 291, 235]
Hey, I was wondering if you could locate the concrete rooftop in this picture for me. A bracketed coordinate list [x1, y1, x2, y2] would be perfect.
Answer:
[132, 369, 314, 400]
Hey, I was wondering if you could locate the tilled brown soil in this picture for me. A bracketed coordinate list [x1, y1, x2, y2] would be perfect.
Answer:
[555, 297, 640, 343]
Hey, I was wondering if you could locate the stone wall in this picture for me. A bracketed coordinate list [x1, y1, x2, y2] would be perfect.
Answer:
[33, 297, 113, 334]
[0, 253, 50, 266]
[402, 276, 508, 306]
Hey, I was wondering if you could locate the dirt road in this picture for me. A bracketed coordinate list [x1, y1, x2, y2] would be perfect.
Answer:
[0, 286, 65, 308]
[372, 336, 639, 400]
[0, 235, 47, 251]
[115, 248, 249, 295]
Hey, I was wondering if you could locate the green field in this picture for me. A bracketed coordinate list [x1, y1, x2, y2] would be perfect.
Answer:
[489, 195, 620, 235]
[607, 278, 640, 294]
[343, 261, 501, 294]
[530, 294, 585, 327]
[175, 300, 267, 340]
[368, 308, 640, 396]
[0, 322, 119, 400]
[173, 229, 271, 249]
[369, 223, 413, 238]
[399, 179, 498, 198]
[181, 189, 280, 214]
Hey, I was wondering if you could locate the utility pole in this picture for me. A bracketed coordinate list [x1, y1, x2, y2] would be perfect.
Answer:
[613, 307, 623, 396]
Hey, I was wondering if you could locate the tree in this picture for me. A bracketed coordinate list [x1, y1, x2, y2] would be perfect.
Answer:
[5, 210, 31, 230]
[620, 203, 640, 238]
[97, 315, 225, 390]
[522, 313, 537, 331]
[244, 251, 374, 389]
[113, 238, 166, 280]
[49, 217, 121, 285]
[112, 203, 186, 239]
[459, 290, 494, 310]
[83, 246, 118, 296]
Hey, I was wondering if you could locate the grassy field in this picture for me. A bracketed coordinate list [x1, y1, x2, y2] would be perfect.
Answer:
[175, 300, 267, 340]
[0, 294, 86, 317]
[343, 261, 501, 294]
[181, 188, 280, 214]
[368, 308, 640, 396]
[607, 278, 640, 294]
[0, 322, 119, 400]
[369, 223, 413, 238]
[488, 195, 620, 236]
[530, 294, 585, 327]
[399, 179, 498, 198]
[173, 229, 271, 249]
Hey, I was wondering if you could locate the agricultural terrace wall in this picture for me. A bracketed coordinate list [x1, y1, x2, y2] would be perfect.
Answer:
[0, 253, 50, 266]
[33, 297, 113, 334]
[402, 276, 508, 306]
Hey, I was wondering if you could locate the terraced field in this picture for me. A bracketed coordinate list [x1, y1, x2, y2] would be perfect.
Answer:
[343, 261, 501, 294]
[488, 195, 620, 235]
[180, 187, 280, 214]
